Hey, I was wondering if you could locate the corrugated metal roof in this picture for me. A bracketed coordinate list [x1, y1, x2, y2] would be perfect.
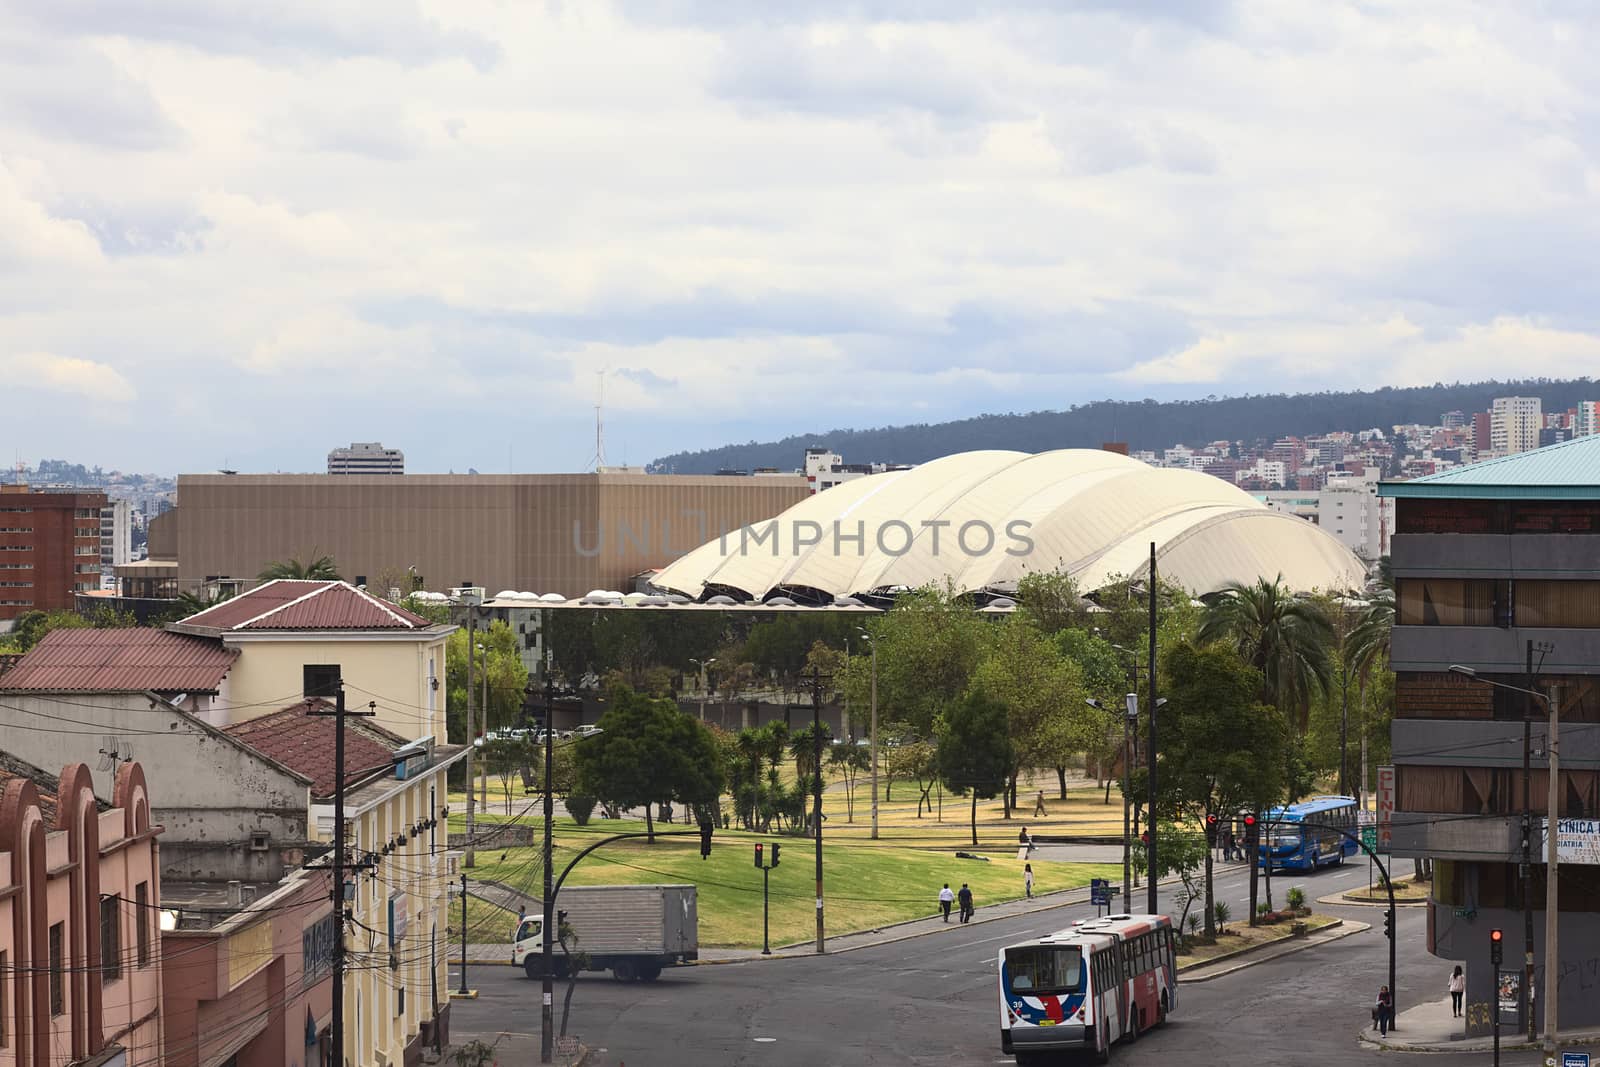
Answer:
[225, 699, 400, 799]
[1381, 434, 1600, 499]
[0, 628, 237, 693]
[179, 580, 436, 632]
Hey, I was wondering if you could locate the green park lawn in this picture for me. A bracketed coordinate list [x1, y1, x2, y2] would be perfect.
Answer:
[447, 892, 521, 946]
[458, 816, 1117, 949]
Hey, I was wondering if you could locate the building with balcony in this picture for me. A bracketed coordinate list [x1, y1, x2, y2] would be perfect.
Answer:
[0, 485, 107, 622]
[327, 442, 404, 475]
[1380, 434, 1600, 1037]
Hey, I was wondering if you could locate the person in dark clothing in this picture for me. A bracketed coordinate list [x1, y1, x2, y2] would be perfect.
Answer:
[1221, 825, 1236, 862]
[1374, 985, 1394, 1036]
[957, 884, 975, 923]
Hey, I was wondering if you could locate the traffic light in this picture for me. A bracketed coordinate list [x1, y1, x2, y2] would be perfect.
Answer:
[770, 842, 781, 867]
[1205, 813, 1219, 842]
[754, 843, 764, 869]
[1490, 928, 1503, 965]
[1383, 910, 1394, 941]
[699, 820, 713, 860]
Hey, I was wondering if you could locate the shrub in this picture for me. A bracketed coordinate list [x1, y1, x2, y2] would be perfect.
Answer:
[1257, 902, 1271, 916]
[1286, 887, 1307, 912]
[1213, 900, 1231, 932]
[566, 794, 597, 826]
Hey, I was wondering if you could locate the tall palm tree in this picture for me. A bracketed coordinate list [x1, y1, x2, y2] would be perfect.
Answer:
[258, 554, 341, 581]
[1198, 575, 1335, 732]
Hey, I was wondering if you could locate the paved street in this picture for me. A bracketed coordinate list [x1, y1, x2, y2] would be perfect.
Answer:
[448, 856, 1548, 1065]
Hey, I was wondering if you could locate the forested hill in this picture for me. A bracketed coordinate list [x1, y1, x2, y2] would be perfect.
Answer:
[648, 378, 1597, 474]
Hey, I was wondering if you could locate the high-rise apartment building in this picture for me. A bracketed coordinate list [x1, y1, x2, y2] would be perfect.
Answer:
[100, 498, 132, 582]
[1489, 396, 1542, 456]
[1472, 411, 1492, 456]
[1318, 467, 1392, 562]
[1576, 400, 1600, 438]
[0, 485, 108, 620]
[326, 441, 405, 475]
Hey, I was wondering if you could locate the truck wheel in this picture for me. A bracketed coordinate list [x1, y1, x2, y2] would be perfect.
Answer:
[638, 963, 662, 982]
[524, 958, 542, 980]
[613, 961, 637, 982]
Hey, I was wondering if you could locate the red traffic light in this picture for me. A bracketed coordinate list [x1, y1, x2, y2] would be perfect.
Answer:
[1206, 814, 1218, 827]
[1490, 928, 1502, 942]
[1243, 813, 1256, 827]
[754, 843, 764, 869]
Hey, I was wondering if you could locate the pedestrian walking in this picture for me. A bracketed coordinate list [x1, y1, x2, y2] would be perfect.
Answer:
[939, 883, 955, 922]
[1221, 825, 1235, 862]
[958, 883, 974, 923]
[1449, 966, 1465, 1018]
[1033, 790, 1047, 817]
[1024, 863, 1034, 899]
[1373, 984, 1394, 1036]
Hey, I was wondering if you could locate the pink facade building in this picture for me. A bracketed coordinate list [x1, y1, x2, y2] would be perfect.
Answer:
[0, 757, 162, 1066]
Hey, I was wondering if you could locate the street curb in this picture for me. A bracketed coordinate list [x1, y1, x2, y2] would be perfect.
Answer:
[1178, 918, 1369, 983]
[1360, 1030, 1600, 1054]
[451, 864, 1254, 969]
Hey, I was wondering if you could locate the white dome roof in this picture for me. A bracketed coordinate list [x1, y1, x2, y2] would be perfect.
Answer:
[652, 448, 1365, 601]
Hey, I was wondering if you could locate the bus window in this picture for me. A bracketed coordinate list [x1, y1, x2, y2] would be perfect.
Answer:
[1004, 946, 1084, 996]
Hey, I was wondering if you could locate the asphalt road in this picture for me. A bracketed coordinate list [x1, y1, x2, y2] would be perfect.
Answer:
[449, 857, 1550, 1066]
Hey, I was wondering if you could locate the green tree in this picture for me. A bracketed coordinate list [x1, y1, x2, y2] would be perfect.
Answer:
[8, 608, 108, 652]
[1015, 570, 1093, 634]
[481, 736, 536, 812]
[446, 621, 529, 742]
[827, 742, 870, 821]
[970, 619, 1087, 816]
[1158, 641, 1292, 936]
[574, 687, 724, 842]
[1198, 575, 1335, 733]
[1133, 820, 1208, 933]
[938, 692, 1014, 846]
[258, 554, 341, 581]
[860, 585, 989, 738]
[1057, 628, 1130, 799]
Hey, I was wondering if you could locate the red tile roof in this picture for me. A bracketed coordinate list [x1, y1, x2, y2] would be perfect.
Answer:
[225, 699, 406, 799]
[0, 628, 237, 693]
[177, 580, 436, 632]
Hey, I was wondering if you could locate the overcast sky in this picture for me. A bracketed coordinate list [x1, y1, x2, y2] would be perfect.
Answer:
[4, 1, 1599, 475]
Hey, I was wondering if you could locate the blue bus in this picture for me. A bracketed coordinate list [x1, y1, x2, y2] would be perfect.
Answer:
[1258, 796, 1359, 871]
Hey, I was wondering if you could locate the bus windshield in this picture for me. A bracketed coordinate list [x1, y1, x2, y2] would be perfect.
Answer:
[1004, 946, 1084, 996]
[1270, 825, 1302, 847]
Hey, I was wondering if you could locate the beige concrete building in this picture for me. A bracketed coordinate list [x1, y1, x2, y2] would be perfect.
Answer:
[131, 472, 810, 600]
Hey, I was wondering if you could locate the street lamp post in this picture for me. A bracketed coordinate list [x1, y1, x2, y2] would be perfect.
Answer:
[858, 628, 879, 841]
[460, 587, 482, 867]
[1449, 664, 1561, 1050]
[1088, 694, 1142, 911]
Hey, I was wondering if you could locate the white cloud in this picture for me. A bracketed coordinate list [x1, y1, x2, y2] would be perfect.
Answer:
[0, 0, 1598, 473]
[0, 351, 135, 403]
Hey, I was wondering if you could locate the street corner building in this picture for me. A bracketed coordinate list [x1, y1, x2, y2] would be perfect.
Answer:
[0, 754, 162, 1066]
[1380, 432, 1600, 1038]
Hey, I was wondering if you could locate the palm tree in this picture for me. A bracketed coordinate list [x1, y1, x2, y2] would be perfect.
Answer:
[1198, 575, 1335, 732]
[258, 554, 341, 581]
[175, 586, 235, 618]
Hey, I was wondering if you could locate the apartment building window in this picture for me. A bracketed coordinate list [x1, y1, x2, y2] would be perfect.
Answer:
[1514, 580, 1600, 628]
[136, 882, 151, 966]
[0, 505, 31, 512]
[101, 895, 122, 981]
[0, 581, 32, 588]
[75, 508, 98, 518]
[0, 527, 33, 534]
[75, 544, 99, 556]
[1398, 765, 1599, 818]
[48, 922, 64, 1015]
[304, 664, 341, 698]
[1396, 578, 1499, 626]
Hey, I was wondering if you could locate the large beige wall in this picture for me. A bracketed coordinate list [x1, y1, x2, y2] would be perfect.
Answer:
[220, 635, 447, 741]
[170, 473, 809, 597]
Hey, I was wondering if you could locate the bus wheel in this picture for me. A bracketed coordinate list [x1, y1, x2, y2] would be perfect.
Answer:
[638, 962, 662, 982]
[613, 961, 637, 982]
[1127, 1010, 1140, 1043]
[1157, 992, 1168, 1027]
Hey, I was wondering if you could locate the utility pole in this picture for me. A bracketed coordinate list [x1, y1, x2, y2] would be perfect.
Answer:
[1522, 639, 1536, 1043]
[1146, 541, 1159, 916]
[462, 586, 480, 867]
[308, 682, 373, 1067]
[807, 666, 830, 953]
[1123, 693, 1136, 909]
[457, 874, 469, 996]
[541, 677, 557, 1064]
[860, 629, 879, 841]
[1543, 682, 1560, 1054]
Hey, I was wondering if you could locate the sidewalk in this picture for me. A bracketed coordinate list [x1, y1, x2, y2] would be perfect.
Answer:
[452, 862, 1248, 966]
[1363, 995, 1600, 1053]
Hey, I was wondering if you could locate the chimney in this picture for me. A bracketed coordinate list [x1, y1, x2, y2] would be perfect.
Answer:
[1101, 442, 1129, 456]
[227, 880, 243, 907]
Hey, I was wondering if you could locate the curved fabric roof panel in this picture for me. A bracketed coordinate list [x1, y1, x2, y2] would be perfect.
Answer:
[652, 449, 1366, 601]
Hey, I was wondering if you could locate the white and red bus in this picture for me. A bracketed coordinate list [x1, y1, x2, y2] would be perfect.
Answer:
[997, 913, 1176, 1064]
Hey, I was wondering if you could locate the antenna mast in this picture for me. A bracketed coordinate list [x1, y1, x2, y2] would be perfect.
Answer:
[593, 369, 608, 471]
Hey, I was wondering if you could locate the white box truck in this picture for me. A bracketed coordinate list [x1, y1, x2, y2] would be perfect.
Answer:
[511, 884, 698, 982]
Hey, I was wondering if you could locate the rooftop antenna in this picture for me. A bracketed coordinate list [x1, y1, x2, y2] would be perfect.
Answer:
[97, 736, 133, 776]
[591, 368, 608, 471]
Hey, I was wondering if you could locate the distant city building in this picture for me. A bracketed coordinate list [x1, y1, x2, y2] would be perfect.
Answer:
[1489, 396, 1542, 456]
[1472, 410, 1492, 456]
[803, 447, 912, 493]
[1576, 400, 1600, 437]
[327, 441, 405, 475]
[1439, 410, 1469, 430]
[1319, 467, 1392, 561]
[0, 484, 107, 621]
[100, 498, 132, 584]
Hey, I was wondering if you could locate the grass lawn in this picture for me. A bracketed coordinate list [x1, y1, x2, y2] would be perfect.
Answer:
[1176, 913, 1339, 967]
[446, 892, 521, 946]
[461, 817, 1117, 949]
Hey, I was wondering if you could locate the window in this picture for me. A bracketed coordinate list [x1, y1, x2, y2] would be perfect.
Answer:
[136, 882, 151, 967]
[1396, 578, 1500, 626]
[1003, 946, 1083, 996]
[1515, 581, 1600, 629]
[101, 895, 122, 980]
[303, 664, 341, 699]
[49, 922, 64, 1015]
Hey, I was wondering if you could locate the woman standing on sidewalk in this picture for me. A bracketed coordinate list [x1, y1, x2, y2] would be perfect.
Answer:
[1374, 985, 1394, 1036]
[1448, 966, 1465, 1017]
[1024, 864, 1034, 899]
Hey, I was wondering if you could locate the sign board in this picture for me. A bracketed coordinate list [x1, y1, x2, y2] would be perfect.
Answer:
[1376, 766, 1396, 853]
[302, 913, 339, 988]
[388, 891, 409, 948]
[1561, 1054, 1590, 1067]
[1358, 809, 1375, 827]
[1497, 970, 1521, 1018]
[1090, 879, 1113, 906]
[1542, 818, 1600, 865]
[1361, 827, 1377, 853]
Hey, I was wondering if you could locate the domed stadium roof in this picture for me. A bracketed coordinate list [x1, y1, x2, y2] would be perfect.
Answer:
[652, 449, 1366, 603]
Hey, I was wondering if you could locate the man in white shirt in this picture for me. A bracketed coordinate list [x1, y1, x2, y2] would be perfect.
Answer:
[939, 883, 955, 922]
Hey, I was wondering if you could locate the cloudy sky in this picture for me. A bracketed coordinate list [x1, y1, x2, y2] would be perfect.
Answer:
[4, 1, 1599, 474]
